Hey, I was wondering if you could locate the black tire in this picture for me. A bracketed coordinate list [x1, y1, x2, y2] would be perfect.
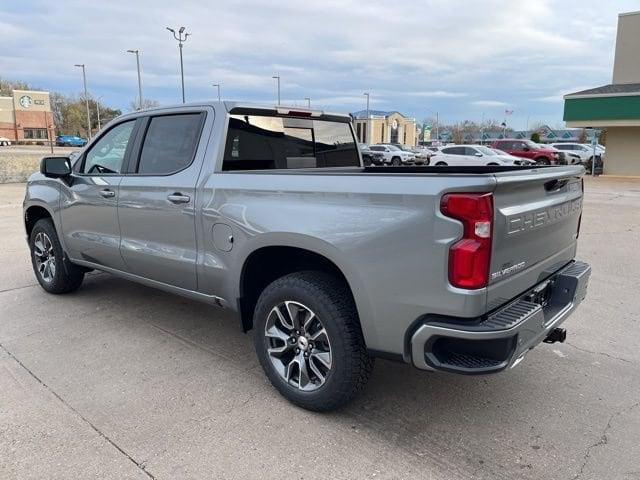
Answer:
[29, 218, 84, 294]
[391, 156, 401, 166]
[535, 157, 550, 165]
[435, 161, 447, 166]
[253, 271, 373, 411]
[487, 162, 499, 166]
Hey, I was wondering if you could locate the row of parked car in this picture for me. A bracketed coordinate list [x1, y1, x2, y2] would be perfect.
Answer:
[360, 140, 605, 173]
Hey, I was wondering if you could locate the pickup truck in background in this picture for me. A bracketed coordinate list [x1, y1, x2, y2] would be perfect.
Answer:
[23, 102, 591, 411]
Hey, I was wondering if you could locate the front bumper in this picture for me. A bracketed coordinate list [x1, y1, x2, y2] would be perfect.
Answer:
[410, 261, 591, 374]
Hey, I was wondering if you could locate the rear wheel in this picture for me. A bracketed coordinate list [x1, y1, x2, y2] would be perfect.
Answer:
[253, 271, 373, 411]
[435, 161, 447, 166]
[29, 218, 84, 294]
[487, 162, 499, 166]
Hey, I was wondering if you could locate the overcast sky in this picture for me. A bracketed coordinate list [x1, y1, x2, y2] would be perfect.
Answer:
[2, 0, 638, 129]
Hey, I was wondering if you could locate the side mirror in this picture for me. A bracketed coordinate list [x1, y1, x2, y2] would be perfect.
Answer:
[40, 156, 72, 178]
[522, 146, 530, 152]
[474, 152, 483, 157]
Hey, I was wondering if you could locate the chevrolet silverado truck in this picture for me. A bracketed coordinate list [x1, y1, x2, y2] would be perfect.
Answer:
[23, 102, 591, 411]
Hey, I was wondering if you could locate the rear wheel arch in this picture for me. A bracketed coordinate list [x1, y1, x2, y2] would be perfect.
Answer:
[238, 246, 357, 333]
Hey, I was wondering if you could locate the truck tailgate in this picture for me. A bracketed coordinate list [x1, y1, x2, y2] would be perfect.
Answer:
[486, 166, 584, 310]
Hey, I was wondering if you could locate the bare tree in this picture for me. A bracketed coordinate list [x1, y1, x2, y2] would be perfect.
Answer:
[129, 98, 160, 111]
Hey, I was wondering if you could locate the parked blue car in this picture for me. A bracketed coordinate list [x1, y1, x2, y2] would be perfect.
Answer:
[56, 135, 87, 147]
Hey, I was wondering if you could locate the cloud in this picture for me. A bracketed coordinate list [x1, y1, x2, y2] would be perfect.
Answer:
[1, 0, 637, 129]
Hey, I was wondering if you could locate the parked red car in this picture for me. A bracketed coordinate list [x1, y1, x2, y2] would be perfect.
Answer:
[491, 139, 560, 165]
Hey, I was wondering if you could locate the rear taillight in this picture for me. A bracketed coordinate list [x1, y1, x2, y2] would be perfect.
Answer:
[440, 193, 493, 289]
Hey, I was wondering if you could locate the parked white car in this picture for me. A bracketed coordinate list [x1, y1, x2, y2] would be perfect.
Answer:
[432, 145, 534, 166]
[369, 144, 415, 165]
[551, 143, 601, 164]
[0, 137, 12, 146]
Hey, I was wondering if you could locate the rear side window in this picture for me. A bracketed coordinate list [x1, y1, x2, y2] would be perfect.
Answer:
[137, 113, 203, 175]
[222, 114, 359, 171]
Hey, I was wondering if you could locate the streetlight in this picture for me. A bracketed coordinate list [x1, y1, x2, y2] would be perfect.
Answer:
[166, 26, 190, 103]
[212, 83, 221, 101]
[272, 75, 280, 105]
[127, 49, 144, 110]
[304, 97, 311, 108]
[363, 92, 370, 143]
[74, 64, 91, 139]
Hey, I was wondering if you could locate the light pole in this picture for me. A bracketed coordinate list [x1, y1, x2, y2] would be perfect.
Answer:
[212, 83, 221, 101]
[363, 92, 370, 143]
[74, 64, 92, 139]
[166, 26, 190, 103]
[272, 75, 281, 105]
[304, 97, 311, 108]
[96, 99, 101, 131]
[127, 49, 143, 110]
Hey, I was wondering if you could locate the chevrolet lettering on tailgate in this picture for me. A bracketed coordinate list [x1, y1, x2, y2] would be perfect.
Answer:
[507, 198, 582, 235]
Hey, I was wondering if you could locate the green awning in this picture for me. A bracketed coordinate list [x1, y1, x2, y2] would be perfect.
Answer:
[564, 95, 640, 122]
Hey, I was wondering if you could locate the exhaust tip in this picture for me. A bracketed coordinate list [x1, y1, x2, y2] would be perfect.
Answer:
[543, 328, 567, 344]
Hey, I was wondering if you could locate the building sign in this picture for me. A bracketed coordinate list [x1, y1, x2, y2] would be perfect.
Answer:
[19, 95, 33, 108]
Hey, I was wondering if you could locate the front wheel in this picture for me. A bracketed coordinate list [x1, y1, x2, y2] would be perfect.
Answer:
[535, 157, 550, 165]
[253, 271, 373, 411]
[391, 156, 401, 166]
[29, 218, 84, 294]
[435, 161, 447, 166]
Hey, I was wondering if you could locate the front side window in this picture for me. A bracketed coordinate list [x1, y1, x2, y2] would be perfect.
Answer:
[222, 114, 358, 170]
[137, 113, 203, 175]
[83, 120, 136, 174]
[443, 146, 465, 155]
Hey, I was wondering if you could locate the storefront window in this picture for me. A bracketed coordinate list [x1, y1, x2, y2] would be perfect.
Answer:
[23, 128, 48, 139]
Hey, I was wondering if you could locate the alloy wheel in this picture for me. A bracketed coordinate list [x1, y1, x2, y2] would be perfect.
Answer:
[264, 301, 332, 391]
[33, 232, 56, 283]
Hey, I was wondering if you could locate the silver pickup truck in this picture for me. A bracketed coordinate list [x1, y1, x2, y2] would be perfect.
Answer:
[23, 102, 590, 411]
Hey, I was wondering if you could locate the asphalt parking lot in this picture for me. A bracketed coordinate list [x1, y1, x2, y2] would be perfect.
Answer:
[1, 177, 639, 480]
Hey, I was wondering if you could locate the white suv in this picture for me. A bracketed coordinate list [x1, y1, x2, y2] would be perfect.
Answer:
[369, 144, 415, 166]
[551, 143, 600, 164]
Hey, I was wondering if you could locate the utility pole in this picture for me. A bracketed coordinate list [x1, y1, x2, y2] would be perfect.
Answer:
[435, 112, 439, 145]
[74, 64, 91, 139]
[363, 92, 370, 143]
[212, 83, 221, 101]
[166, 27, 190, 103]
[127, 49, 144, 109]
[96, 100, 101, 131]
[272, 75, 281, 105]
[304, 97, 311, 108]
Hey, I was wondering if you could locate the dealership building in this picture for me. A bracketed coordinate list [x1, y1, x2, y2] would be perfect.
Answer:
[564, 11, 640, 176]
[352, 110, 417, 146]
[0, 90, 54, 142]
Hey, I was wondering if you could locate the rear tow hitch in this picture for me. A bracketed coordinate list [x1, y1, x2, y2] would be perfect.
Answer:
[544, 328, 567, 344]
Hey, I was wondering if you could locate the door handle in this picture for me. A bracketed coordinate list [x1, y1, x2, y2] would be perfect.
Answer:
[167, 193, 191, 204]
[99, 189, 116, 198]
